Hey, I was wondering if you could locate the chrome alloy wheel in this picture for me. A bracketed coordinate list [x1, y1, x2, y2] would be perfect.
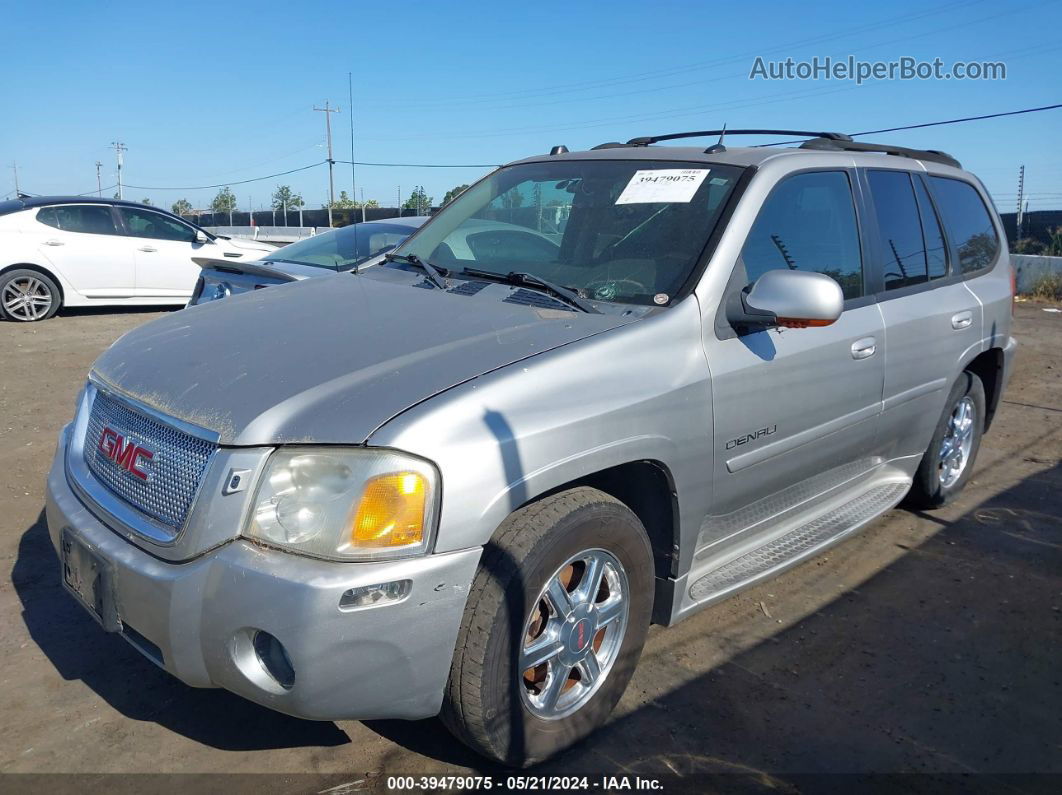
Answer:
[519, 548, 629, 720]
[2, 276, 53, 321]
[939, 395, 976, 488]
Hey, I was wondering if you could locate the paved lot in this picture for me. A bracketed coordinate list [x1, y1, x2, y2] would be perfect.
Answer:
[1, 303, 1059, 792]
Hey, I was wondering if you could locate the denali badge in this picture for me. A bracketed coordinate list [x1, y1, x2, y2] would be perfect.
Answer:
[726, 425, 777, 450]
[98, 427, 154, 481]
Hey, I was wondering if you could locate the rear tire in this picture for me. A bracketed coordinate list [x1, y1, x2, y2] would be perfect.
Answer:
[441, 487, 653, 766]
[905, 371, 985, 509]
[0, 268, 61, 321]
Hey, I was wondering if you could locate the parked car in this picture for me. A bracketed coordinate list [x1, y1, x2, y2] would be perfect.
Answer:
[47, 130, 1016, 766]
[189, 216, 428, 305]
[0, 196, 274, 321]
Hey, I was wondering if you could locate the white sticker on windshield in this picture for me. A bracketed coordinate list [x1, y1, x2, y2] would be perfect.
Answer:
[615, 169, 710, 205]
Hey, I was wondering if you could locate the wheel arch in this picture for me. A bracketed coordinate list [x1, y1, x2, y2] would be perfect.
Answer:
[0, 262, 67, 305]
[510, 458, 680, 600]
[961, 347, 1005, 431]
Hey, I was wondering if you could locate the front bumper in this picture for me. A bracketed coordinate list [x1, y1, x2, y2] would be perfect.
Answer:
[46, 425, 481, 721]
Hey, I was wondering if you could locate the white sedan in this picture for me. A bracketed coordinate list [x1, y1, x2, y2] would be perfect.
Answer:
[0, 196, 274, 321]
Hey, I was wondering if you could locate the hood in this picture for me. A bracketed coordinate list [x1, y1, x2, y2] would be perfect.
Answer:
[217, 236, 276, 253]
[91, 273, 634, 446]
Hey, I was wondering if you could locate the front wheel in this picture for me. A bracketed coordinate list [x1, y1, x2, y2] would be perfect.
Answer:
[906, 371, 985, 509]
[442, 487, 653, 766]
[0, 269, 61, 321]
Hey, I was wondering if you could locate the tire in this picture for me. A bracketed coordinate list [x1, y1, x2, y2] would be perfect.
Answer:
[0, 268, 61, 321]
[441, 487, 654, 766]
[905, 371, 986, 509]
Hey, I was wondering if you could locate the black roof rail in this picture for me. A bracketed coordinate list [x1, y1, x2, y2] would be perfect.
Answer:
[625, 129, 852, 146]
[799, 137, 961, 169]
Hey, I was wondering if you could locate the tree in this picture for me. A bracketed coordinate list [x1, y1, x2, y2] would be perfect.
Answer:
[403, 185, 432, 213]
[140, 197, 153, 206]
[443, 184, 470, 205]
[210, 187, 237, 214]
[327, 190, 357, 209]
[1048, 226, 1062, 257]
[362, 198, 379, 209]
[271, 185, 304, 212]
[172, 198, 193, 216]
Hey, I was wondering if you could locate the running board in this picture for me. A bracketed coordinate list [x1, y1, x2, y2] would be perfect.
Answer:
[688, 480, 910, 605]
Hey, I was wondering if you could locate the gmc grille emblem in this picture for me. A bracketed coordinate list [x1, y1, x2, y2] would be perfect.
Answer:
[98, 426, 154, 481]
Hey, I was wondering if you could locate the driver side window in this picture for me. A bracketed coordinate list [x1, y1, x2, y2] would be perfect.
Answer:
[741, 171, 864, 300]
[119, 208, 197, 243]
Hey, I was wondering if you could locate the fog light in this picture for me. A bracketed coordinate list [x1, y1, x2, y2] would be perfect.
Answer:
[339, 579, 412, 611]
[252, 630, 295, 689]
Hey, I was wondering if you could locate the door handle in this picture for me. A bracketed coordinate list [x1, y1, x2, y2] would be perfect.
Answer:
[951, 311, 973, 330]
[138, 245, 158, 253]
[43, 239, 65, 246]
[851, 337, 877, 360]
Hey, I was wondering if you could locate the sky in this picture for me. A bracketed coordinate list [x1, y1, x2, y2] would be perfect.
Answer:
[2, 0, 1060, 215]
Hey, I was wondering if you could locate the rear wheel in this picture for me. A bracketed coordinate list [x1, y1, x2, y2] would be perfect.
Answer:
[0, 269, 61, 321]
[906, 371, 985, 509]
[442, 487, 653, 766]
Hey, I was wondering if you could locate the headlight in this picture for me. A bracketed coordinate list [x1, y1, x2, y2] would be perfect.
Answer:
[244, 448, 439, 561]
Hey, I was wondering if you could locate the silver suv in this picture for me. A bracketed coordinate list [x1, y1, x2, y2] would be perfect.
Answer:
[46, 130, 1016, 766]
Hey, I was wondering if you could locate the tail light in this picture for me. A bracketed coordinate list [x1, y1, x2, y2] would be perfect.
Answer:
[1010, 264, 1017, 316]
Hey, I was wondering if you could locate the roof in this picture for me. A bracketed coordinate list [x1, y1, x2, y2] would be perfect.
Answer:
[0, 195, 188, 219]
[510, 143, 967, 175]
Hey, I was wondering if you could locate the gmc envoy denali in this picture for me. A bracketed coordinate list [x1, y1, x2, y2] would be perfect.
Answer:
[47, 129, 1016, 765]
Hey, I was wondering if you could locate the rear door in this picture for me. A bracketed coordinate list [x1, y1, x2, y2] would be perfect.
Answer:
[863, 169, 983, 461]
[703, 169, 885, 550]
[31, 205, 135, 297]
[117, 207, 205, 298]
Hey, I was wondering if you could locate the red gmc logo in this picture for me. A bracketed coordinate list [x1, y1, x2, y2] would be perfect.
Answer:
[98, 427, 154, 481]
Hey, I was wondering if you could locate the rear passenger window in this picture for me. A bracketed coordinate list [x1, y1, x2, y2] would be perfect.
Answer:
[36, 205, 118, 236]
[913, 177, 947, 279]
[741, 171, 863, 299]
[928, 176, 999, 273]
[868, 171, 928, 291]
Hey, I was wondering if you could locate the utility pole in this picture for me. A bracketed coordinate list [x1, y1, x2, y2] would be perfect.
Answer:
[397, 185, 401, 216]
[1015, 165, 1025, 241]
[314, 101, 340, 226]
[349, 72, 360, 223]
[361, 187, 366, 223]
[111, 141, 127, 199]
[95, 161, 103, 196]
[10, 162, 19, 197]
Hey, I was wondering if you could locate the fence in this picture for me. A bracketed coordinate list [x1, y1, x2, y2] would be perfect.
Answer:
[183, 207, 435, 229]
[1012, 254, 1062, 293]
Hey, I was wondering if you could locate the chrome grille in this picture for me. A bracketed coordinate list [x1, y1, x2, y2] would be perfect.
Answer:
[84, 390, 216, 529]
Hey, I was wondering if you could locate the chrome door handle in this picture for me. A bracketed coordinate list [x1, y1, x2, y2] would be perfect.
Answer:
[851, 337, 877, 359]
[951, 311, 973, 329]
[138, 245, 158, 253]
[43, 239, 64, 246]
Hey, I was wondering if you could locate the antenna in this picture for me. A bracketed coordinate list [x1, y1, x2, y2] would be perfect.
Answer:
[705, 123, 727, 154]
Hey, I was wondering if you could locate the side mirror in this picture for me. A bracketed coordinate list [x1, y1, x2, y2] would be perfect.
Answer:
[194, 230, 209, 244]
[730, 269, 844, 330]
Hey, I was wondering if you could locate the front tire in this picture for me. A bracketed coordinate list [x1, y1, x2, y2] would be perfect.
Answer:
[442, 487, 653, 766]
[0, 269, 61, 321]
[906, 371, 985, 509]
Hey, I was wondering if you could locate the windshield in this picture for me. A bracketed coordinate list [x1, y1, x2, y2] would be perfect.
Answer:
[393, 159, 742, 305]
[264, 221, 416, 270]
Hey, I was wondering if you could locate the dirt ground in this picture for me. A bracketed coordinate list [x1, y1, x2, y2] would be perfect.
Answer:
[0, 303, 1059, 793]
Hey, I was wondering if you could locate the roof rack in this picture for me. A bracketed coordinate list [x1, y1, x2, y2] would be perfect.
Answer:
[799, 137, 961, 169]
[625, 129, 853, 147]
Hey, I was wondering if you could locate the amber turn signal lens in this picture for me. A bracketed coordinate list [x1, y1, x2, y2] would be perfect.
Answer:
[352, 472, 427, 547]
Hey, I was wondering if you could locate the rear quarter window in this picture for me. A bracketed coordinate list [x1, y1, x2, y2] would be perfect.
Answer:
[928, 176, 999, 274]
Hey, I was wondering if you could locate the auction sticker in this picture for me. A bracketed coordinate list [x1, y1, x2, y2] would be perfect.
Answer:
[615, 168, 709, 204]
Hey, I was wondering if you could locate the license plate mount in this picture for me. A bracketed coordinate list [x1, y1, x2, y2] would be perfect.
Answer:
[61, 529, 121, 632]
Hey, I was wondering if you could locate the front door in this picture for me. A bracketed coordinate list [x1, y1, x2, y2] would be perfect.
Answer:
[117, 207, 205, 298]
[701, 169, 885, 552]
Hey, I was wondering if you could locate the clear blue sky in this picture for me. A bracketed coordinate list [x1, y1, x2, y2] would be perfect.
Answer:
[2, 0, 1060, 214]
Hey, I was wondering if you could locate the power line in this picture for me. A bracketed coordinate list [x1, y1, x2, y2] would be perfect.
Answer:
[123, 161, 327, 191]
[335, 159, 500, 168]
[851, 103, 1062, 137]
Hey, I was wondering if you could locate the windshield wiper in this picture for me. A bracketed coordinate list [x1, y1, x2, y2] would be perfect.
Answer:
[384, 252, 449, 289]
[460, 267, 600, 314]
